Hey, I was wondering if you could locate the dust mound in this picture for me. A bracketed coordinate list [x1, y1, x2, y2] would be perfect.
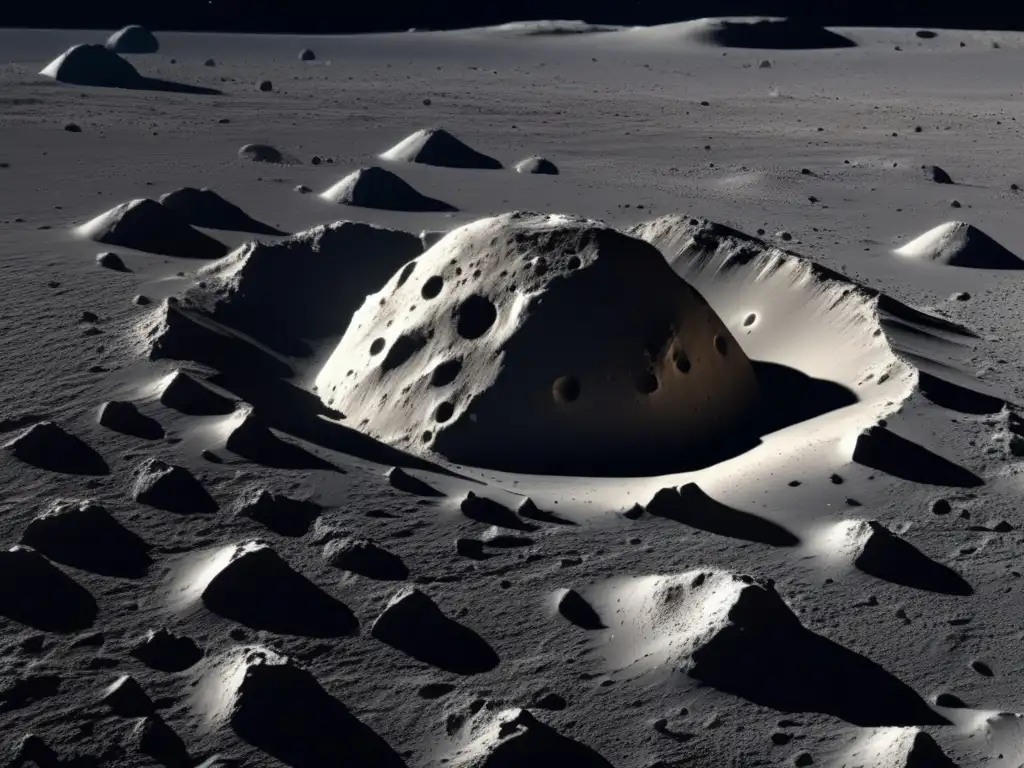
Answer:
[315, 212, 760, 475]
[324, 538, 408, 580]
[321, 166, 456, 212]
[40, 44, 140, 87]
[372, 587, 499, 674]
[101, 675, 154, 717]
[652, 17, 856, 49]
[21, 499, 152, 578]
[380, 128, 503, 169]
[895, 221, 1024, 269]
[159, 370, 236, 415]
[596, 570, 942, 725]
[133, 458, 218, 514]
[829, 520, 971, 595]
[178, 541, 357, 636]
[461, 492, 536, 531]
[238, 144, 292, 164]
[186, 220, 421, 354]
[98, 400, 164, 439]
[75, 198, 227, 259]
[450, 708, 614, 767]
[851, 425, 983, 486]
[923, 165, 953, 184]
[0, 546, 97, 632]
[234, 488, 321, 537]
[158, 187, 283, 235]
[515, 156, 559, 175]
[130, 628, 203, 672]
[195, 647, 406, 767]
[299, 48, 316, 61]
[4, 421, 108, 475]
[224, 407, 334, 470]
[106, 25, 159, 54]
[847, 728, 957, 768]
[556, 588, 604, 629]
[386, 466, 443, 496]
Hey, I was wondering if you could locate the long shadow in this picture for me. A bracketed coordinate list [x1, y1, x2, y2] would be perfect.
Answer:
[372, 589, 499, 675]
[855, 522, 972, 596]
[209, 371, 469, 478]
[752, 361, 857, 435]
[231, 662, 407, 768]
[691, 620, 947, 726]
[225, 411, 338, 472]
[647, 484, 799, 546]
[0, 548, 97, 633]
[918, 371, 1006, 415]
[21, 503, 152, 579]
[852, 426, 983, 488]
[203, 547, 357, 638]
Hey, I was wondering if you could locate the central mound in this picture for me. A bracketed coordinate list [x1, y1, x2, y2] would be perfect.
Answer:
[895, 221, 1024, 269]
[106, 25, 159, 54]
[379, 128, 502, 170]
[40, 44, 141, 88]
[315, 212, 760, 475]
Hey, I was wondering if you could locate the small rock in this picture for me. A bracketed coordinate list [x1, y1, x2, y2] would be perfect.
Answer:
[533, 692, 567, 710]
[950, 200, 962, 208]
[294, 185, 311, 194]
[96, 252, 129, 271]
[134, 294, 151, 305]
[952, 292, 970, 301]
[64, 123, 82, 133]
[423, 98, 432, 106]
[931, 498, 952, 515]
[299, 48, 315, 61]
[455, 537, 486, 560]
[101, 675, 153, 717]
[794, 753, 814, 767]
[257, 80, 272, 92]
[204, 58, 216, 66]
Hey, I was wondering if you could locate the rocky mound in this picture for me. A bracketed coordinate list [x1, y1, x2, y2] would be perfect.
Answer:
[371, 587, 498, 674]
[234, 488, 321, 537]
[323, 537, 408, 580]
[159, 370, 236, 415]
[185, 220, 421, 355]
[461, 492, 536, 531]
[0, 546, 97, 632]
[894, 221, 1024, 269]
[515, 156, 559, 175]
[645, 483, 798, 545]
[4, 421, 108, 475]
[40, 44, 141, 87]
[132, 458, 218, 514]
[649, 17, 856, 49]
[96, 251, 129, 271]
[101, 675, 154, 717]
[556, 588, 604, 629]
[827, 519, 971, 595]
[158, 187, 283, 235]
[21, 499, 151, 578]
[237, 144, 294, 164]
[299, 48, 316, 61]
[320, 166, 455, 211]
[98, 400, 164, 439]
[379, 128, 502, 169]
[133, 715, 189, 766]
[314, 212, 761, 475]
[450, 708, 614, 767]
[195, 647, 406, 767]
[106, 25, 159, 54]
[75, 198, 227, 259]
[176, 541, 357, 636]
[130, 628, 204, 672]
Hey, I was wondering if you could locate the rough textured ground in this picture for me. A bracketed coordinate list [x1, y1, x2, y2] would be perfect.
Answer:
[2, 20, 1024, 768]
